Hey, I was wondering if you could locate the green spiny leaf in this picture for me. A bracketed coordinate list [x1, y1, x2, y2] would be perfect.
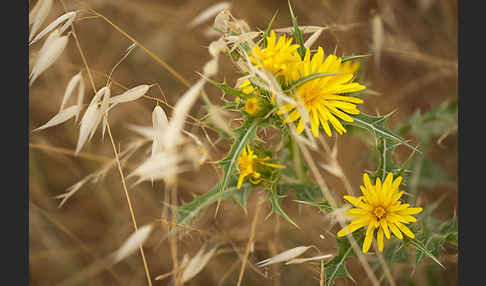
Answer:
[341, 54, 372, 62]
[406, 237, 446, 269]
[177, 184, 222, 226]
[219, 119, 262, 196]
[284, 72, 343, 91]
[264, 10, 279, 48]
[177, 176, 251, 226]
[418, 157, 454, 188]
[288, 1, 305, 59]
[396, 98, 457, 144]
[278, 183, 332, 211]
[267, 185, 299, 228]
[324, 234, 360, 286]
[206, 77, 251, 99]
[345, 112, 419, 152]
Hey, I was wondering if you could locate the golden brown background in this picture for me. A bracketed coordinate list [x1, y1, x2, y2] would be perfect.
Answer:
[29, 0, 458, 285]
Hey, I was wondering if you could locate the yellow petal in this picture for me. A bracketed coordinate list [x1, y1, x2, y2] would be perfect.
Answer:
[362, 225, 375, 253]
[337, 222, 365, 237]
[261, 162, 286, 169]
[343, 195, 365, 208]
[237, 173, 246, 189]
[395, 222, 415, 238]
[383, 172, 394, 192]
[283, 109, 301, 123]
[389, 223, 403, 239]
[400, 207, 423, 215]
[346, 208, 370, 217]
[377, 228, 384, 252]
[324, 95, 364, 104]
[380, 220, 391, 239]
[296, 118, 305, 133]
[311, 110, 320, 137]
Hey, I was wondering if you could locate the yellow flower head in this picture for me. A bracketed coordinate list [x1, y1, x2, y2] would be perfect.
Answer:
[337, 173, 423, 253]
[278, 47, 366, 137]
[239, 79, 255, 95]
[245, 97, 261, 115]
[235, 79, 255, 104]
[250, 30, 300, 81]
[237, 145, 286, 189]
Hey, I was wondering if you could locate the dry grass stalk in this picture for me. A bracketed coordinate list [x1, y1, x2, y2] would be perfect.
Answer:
[236, 197, 264, 286]
[105, 119, 153, 286]
[285, 254, 333, 265]
[371, 14, 384, 68]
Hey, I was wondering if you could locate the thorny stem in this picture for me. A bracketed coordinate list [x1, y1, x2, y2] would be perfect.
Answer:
[72, 32, 96, 94]
[105, 118, 153, 286]
[168, 183, 180, 286]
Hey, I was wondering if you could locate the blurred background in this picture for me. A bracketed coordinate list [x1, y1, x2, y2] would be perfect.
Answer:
[29, 0, 458, 285]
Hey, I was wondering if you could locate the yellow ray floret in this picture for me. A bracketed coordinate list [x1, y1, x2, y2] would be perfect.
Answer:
[278, 47, 365, 137]
[250, 30, 301, 81]
[236, 145, 286, 189]
[337, 172, 423, 253]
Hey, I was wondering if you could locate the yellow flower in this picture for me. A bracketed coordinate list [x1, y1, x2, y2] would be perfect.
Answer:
[239, 79, 255, 95]
[237, 145, 286, 189]
[337, 173, 423, 253]
[278, 47, 366, 137]
[245, 97, 261, 115]
[235, 79, 255, 104]
[250, 30, 301, 81]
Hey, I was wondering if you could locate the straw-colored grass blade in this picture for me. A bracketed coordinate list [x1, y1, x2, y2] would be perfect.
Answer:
[256, 246, 313, 267]
[304, 28, 323, 48]
[29, 0, 53, 42]
[33, 105, 82, 132]
[187, 2, 231, 29]
[30, 11, 76, 46]
[163, 79, 206, 151]
[30, 30, 70, 86]
[152, 105, 169, 157]
[59, 72, 82, 112]
[181, 246, 218, 282]
[111, 224, 154, 264]
[372, 14, 384, 67]
[109, 84, 152, 105]
[75, 87, 109, 154]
